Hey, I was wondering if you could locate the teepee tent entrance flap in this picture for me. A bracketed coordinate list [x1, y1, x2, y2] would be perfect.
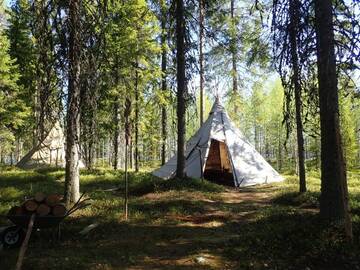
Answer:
[152, 99, 283, 187]
[203, 139, 234, 186]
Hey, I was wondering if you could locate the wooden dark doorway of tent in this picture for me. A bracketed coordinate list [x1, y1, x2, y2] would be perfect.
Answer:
[204, 139, 234, 186]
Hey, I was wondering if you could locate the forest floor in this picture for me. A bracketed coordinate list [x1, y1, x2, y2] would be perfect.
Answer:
[0, 167, 360, 270]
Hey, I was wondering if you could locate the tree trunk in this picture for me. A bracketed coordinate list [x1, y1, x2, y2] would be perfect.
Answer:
[124, 98, 131, 220]
[113, 99, 120, 170]
[134, 66, 139, 172]
[87, 139, 94, 170]
[107, 137, 112, 166]
[293, 133, 298, 174]
[33, 1, 55, 143]
[16, 137, 22, 162]
[0, 147, 4, 164]
[230, 0, 238, 100]
[199, 0, 204, 125]
[254, 124, 258, 150]
[277, 122, 282, 171]
[314, 0, 352, 240]
[160, 0, 168, 166]
[175, 0, 186, 178]
[64, 0, 81, 207]
[129, 136, 133, 169]
[289, 0, 306, 193]
[88, 116, 97, 170]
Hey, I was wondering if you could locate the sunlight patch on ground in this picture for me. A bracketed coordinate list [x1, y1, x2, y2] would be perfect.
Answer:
[130, 252, 232, 270]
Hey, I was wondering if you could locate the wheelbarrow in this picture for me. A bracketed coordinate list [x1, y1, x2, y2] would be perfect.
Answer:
[0, 194, 90, 248]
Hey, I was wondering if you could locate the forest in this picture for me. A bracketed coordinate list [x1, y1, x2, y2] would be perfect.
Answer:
[0, 0, 360, 269]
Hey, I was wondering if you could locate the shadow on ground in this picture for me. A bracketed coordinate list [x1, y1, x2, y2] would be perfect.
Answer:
[1, 169, 360, 270]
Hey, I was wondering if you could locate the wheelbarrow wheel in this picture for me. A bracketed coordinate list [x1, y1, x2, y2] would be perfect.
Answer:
[2, 226, 25, 248]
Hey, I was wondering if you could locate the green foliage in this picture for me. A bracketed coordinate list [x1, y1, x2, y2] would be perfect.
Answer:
[6, 0, 36, 106]
[0, 13, 30, 155]
[339, 92, 359, 168]
[97, 0, 161, 140]
[206, 0, 271, 95]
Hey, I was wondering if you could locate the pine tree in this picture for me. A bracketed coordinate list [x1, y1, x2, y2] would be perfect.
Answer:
[65, 0, 82, 206]
[0, 10, 29, 160]
[314, 0, 352, 240]
[175, 0, 186, 178]
[6, 0, 36, 115]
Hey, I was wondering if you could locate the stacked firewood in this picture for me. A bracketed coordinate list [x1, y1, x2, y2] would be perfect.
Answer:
[8, 192, 67, 217]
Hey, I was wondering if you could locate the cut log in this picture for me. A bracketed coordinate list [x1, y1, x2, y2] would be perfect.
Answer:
[36, 204, 51, 216]
[34, 192, 46, 203]
[8, 206, 23, 216]
[52, 204, 67, 217]
[23, 200, 38, 212]
[45, 194, 62, 206]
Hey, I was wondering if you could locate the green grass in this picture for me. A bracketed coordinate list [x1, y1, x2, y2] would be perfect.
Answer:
[0, 167, 359, 269]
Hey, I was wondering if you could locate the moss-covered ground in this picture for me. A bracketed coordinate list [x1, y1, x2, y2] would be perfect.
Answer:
[0, 167, 359, 269]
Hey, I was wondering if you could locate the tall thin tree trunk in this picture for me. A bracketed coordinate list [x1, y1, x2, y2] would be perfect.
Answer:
[314, 0, 352, 240]
[277, 122, 282, 171]
[0, 148, 3, 164]
[291, 132, 298, 174]
[160, 0, 167, 165]
[129, 137, 133, 169]
[199, 0, 204, 125]
[289, 0, 306, 193]
[64, 0, 81, 206]
[113, 99, 120, 170]
[124, 98, 131, 220]
[124, 140, 128, 220]
[88, 114, 97, 170]
[175, 0, 186, 178]
[134, 67, 139, 172]
[107, 137, 112, 166]
[230, 0, 238, 104]
[254, 124, 258, 150]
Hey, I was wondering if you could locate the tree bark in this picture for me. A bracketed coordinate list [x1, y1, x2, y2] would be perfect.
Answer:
[277, 122, 282, 171]
[129, 136, 133, 169]
[160, 0, 168, 166]
[64, 0, 81, 207]
[113, 98, 120, 170]
[230, 0, 238, 99]
[175, 0, 186, 178]
[124, 98, 131, 220]
[314, 0, 352, 240]
[87, 139, 94, 170]
[289, 0, 306, 193]
[199, 0, 204, 125]
[134, 66, 139, 172]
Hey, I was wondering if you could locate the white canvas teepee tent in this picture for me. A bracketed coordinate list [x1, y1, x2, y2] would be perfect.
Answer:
[17, 122, 85, 169]
[17, 122, 67, 168]
[153, 99, 283, 187]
